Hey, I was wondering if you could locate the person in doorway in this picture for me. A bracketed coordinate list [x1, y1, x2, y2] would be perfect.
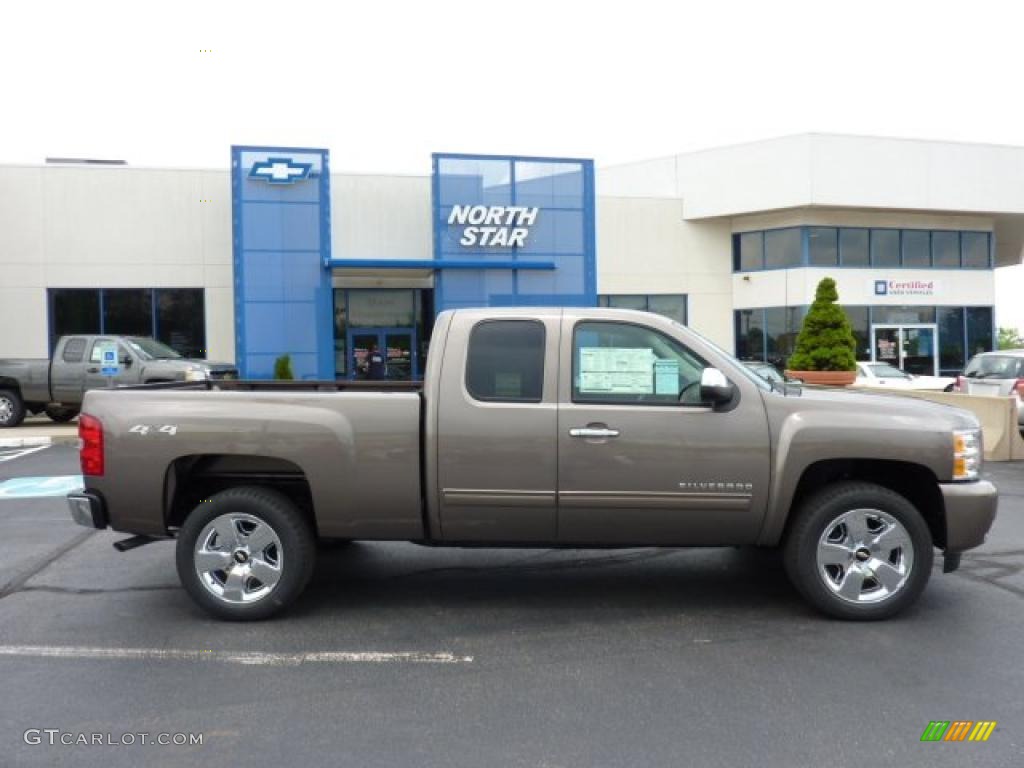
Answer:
[365, 343, 387, 380]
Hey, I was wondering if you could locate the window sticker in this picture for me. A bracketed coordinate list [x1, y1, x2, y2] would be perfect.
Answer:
[653, 359, 680, 395]
[579, 347, 656, 394]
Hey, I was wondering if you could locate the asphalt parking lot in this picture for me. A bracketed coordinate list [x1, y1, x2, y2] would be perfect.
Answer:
[0, 444, 1021, 767]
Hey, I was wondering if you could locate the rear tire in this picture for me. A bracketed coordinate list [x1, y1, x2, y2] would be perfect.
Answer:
[0, 389, 26, 428]
[176, 486, 316, 621]
[783, 481, 933, 620]
[44, 405, 79, 423]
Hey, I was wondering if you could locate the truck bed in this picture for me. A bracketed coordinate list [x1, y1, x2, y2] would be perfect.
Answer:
[82, 385, 426, 541]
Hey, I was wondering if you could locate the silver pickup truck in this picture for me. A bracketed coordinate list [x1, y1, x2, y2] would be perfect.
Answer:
[0, 335, 237, 427]
[67, 308, 997, 621]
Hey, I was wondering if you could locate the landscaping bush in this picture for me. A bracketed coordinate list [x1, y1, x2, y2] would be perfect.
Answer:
[787, 278, 857, 372]
[273, 354, 294, 380]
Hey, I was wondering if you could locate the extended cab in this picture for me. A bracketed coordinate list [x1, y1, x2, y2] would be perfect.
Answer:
[68, 308, 998, 621]
[0, 335, 237, 427]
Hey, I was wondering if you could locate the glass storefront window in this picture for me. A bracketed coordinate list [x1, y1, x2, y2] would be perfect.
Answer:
[348, 289, 416, 327]
[872, 306, 936, 325]
[932, 231, 960, 268]
[599, 295, 647, 311]
[966, 307, 994, 357]
[102, 289, 152, 337]
[50, 289, 100, 349]
[156, 289, 205, 358]
[901, 230, 931, 267]
[843, 306, 871, 360]
[962, 232, 990, 269]
[764, 228, 802, 269]
[647, 295, 687, 324]
[839, 228, 870, 266]
[735, 309, 765, 360]
[870, 230, 900, 267]
[808, 227, 838, 266]
[736, 232, 764, 271]
[937, 307, 965, 375]
[333, 290, 348, 376]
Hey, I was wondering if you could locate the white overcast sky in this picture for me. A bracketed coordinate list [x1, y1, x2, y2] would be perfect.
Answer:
[4, 0, 1023, 330]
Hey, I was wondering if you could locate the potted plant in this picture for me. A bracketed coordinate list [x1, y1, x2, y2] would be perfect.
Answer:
[785, 277, 858, 386]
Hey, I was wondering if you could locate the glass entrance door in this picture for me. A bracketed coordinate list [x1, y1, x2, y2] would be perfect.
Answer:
[871, 324, 938, 376]
[347, 327, 417, 380]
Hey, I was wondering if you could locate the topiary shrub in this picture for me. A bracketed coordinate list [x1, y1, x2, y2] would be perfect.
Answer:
[273, 354, 294, 380]
[787, 277, 857, 372]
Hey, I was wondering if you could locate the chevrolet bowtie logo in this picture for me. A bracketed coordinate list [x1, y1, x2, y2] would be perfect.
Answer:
[249, 157, 312, 184]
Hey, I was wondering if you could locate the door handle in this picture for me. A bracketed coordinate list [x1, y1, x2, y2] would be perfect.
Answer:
[569, 427, 620, 438]
[87, 367, 99, 373]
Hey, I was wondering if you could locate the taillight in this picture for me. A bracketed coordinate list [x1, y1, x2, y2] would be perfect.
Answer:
[955, 375, 967, 392]
[79, 414, 104, 476]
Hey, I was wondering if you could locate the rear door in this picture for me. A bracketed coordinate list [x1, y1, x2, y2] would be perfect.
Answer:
[556, 315, 771, 546]
[50, 337, 89, 404]
[435, 311, 561, 542]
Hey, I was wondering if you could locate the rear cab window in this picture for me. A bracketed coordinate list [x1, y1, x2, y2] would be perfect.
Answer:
[465, 320, 545, 402]
[61, 338, 87, 363]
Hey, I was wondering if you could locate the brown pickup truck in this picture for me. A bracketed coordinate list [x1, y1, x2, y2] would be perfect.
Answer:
[67, 308, 997, 621]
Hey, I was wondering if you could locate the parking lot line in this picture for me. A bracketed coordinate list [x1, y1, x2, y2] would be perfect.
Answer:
[0, 645, 473, 665]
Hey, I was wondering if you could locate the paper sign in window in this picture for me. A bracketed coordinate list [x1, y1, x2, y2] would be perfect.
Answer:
[579, 347, 655, 394]
[653, 359, 680, 395]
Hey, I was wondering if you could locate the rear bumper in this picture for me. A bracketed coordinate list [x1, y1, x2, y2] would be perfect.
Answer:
[68, 492, 108, 530]
[941, 480, 997, 553]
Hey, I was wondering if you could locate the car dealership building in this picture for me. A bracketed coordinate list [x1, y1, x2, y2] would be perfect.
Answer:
[1, 133, 1022, 379]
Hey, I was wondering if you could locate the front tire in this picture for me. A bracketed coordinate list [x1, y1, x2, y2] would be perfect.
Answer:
[0, 389, 26, 428]
[44, 405, 79, 423]
[783, 482, 933, 620]
[176, 487, 315, 621]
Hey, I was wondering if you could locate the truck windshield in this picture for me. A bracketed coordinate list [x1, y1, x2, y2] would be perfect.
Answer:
[125, 337, 183, 360]
[672, 321, 771, 391]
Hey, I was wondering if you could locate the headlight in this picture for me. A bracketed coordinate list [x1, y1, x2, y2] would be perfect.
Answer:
[952, 429, 981, 481]
[184, 368, 208, 382]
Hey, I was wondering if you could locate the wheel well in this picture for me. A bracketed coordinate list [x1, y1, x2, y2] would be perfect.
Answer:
[165, 454, 316, 534]
[0, 378, 21, 394]
[789, 459, 946, 548]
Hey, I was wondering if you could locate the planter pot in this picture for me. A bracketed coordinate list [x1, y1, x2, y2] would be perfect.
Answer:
[785, 370, 857, 387]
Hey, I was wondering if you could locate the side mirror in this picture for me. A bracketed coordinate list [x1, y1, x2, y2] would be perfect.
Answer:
[700, 367, 735, 405]
[119, 355, 133, 367]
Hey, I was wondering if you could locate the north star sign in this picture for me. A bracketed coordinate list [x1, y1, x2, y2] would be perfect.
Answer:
[249, 157, 313, 184]
[448, 205, 539, 247]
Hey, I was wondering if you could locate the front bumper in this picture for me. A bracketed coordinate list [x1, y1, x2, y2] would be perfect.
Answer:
[941, 480, 998, 553]
[68, 492, 108, 530]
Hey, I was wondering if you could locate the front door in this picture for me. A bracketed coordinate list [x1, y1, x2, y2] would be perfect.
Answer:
[872, 325, 938, 376]
[556, 317, 772, 545]
[83, 338, 140, 391]
[347, 328, 417, 380]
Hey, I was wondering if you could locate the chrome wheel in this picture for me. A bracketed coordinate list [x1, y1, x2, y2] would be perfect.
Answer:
[194, 513, 283, 604]
[0, 395, 12, 423]
[815, 508, 914, 604]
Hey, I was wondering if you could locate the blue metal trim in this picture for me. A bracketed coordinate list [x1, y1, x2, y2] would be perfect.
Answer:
[315, 149, 334, 380]
[582, 158, 597, 305]
[431, 154, 443, 316]
[432, 151, 593, 164]
[150, 289, 159, 340]
[231, 146, 245, 376]
[325, 258, 557, 270]
[98, 289, 106, 334]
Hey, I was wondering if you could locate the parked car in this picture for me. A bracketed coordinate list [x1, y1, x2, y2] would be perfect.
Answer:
[854, 362, 956, 392]
[68, 307, 996, 622]
[742, 361, 787, 385]
[0, 335, 237, 427]
[956, 350, 1024, 432]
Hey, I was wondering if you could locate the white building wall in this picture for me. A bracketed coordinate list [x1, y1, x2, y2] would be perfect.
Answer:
[0, 165, 234, 359]
[331, 174, 432, 260]
[596, 196, 734, 348]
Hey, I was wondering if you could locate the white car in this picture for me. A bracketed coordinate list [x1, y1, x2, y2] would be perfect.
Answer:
[855, 362, 956, 391]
